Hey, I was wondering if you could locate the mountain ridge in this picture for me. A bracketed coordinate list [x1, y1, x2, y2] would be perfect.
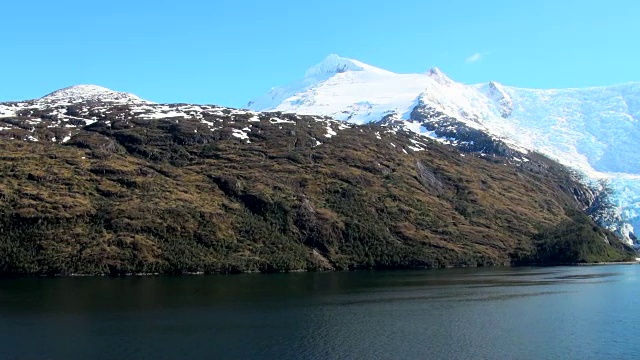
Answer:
[0, 89, 634, 275]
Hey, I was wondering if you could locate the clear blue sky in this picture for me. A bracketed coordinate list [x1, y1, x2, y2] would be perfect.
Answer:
[2, 0, 639, 107]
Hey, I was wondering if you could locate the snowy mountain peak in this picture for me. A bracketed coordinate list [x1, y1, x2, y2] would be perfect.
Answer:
[478, 81, 514, 118]
[304, 54, 393, 80]
[39, 84, 149, 104]
[426, 67, 452, 84]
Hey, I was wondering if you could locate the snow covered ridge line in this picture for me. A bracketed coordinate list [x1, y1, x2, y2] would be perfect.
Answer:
[0, 85, 520, 161]
[0, 90, 370, 150]
[35, 85, 152, 105]
[0, 87, 557, 178]
[248, 54, 640, 246]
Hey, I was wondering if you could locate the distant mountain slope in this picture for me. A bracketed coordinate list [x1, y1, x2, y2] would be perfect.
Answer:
[0, 87, 633, 275]
[247, 55, 640, 244]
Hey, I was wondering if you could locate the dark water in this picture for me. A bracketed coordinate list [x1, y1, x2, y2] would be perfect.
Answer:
[1, 266, 639, 360]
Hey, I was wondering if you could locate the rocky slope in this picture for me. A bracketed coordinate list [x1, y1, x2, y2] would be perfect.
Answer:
[0, 87, 634, 275]
[248, 55, 640, 244]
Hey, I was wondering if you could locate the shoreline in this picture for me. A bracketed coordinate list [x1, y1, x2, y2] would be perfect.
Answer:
[1, 261, 638, 278]
[574, 261, 640, 266]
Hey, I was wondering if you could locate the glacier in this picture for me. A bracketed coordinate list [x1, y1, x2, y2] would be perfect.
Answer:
[248, 54, 640, 244]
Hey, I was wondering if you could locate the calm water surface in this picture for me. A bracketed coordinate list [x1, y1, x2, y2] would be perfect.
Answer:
[1, 265, 639, 359]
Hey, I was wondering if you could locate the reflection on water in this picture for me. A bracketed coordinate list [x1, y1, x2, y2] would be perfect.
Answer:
[550, 272, 619, 280]
[0, 265, 639, 360]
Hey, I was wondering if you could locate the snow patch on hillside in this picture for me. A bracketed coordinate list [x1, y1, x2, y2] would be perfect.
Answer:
[0, 105, 17, 118]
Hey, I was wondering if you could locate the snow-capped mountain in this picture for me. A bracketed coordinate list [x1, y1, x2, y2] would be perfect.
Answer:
[0, 85, 150, 119]
[248, 55, 452, 124]
[38, 84, 150, 105]
[248, 54, 640, 244]
[2, 84, 634, 275]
